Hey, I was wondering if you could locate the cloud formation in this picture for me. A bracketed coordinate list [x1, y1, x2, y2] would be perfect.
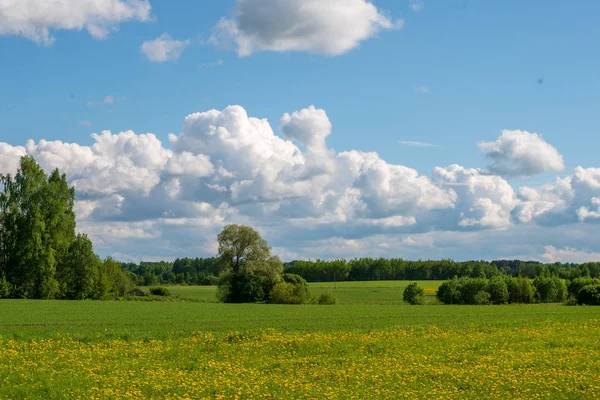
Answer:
[141, 33, 190, 62]
[478, 129, 565, 177]
[0, 0, 152, 45]
[210, 0, 402, 56]
[1, 105, 598, 262]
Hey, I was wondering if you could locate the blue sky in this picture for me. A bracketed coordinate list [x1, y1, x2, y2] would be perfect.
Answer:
[1, 0, 600, 262]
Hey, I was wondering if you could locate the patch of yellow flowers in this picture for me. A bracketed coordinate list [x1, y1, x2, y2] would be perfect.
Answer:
[1, 321, 599, 399]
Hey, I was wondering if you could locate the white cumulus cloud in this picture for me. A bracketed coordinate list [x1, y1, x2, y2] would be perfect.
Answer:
[141, 33, 190, 62]
[0, 0, 152, 45]
[478, 129, 565, 177]
[210, 0, 402, 56]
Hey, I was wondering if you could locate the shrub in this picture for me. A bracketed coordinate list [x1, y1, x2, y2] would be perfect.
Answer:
[458, 278, 489, 305]
[317, 292, 338, 305]
[217, 273, 276, 303]
[577, 284, 600, 305]
[0, 275, 11, 298]
[200, 275, 219, 286]
[149, 287, 171, 296]
[436, 278, 461, 304]
[568, 277, 600, 298]
[128, 288, 147, 297]
[403, 282, 425, 305]
[474, 291, 491, 305]
[270, 275, 311, 304]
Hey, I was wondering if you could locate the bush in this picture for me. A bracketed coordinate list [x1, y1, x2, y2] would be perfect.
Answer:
[403, 282, 425, 305]
[200, 275, 219, 286]
[436, 278, 462, 304]
[568, 277, 600, 298]
[0, 275, 11, 298]
[217, 273, 277, 303]
[474, 291, 491, 305]
[317, 292, 338, 305]
[270, 282, 311, 304]
[577, 284, 600, 305]
[128, 288, 147, 297]
[149, 287, 171, 296]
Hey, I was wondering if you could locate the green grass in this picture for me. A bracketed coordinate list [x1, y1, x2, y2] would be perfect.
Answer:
[1, 282, 600, 399]
[144, 280, 444, 304]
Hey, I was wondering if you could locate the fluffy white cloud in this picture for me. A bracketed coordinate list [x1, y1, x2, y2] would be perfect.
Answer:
[478, 129, 564, 177]
[3, 105, 600, 262]
[542, 246, 600, 263]
[0, 0, 151, 45]
[210, 0, 402, 56]
[0, 143, 26, 176]
[140, 33, 190, 62]
[432, 165, 517, 229]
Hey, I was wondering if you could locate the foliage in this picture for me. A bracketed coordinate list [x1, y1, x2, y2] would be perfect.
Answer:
[473, 291, 491, 305]
[317, 292, 338, 305]
[532, 276, 567, 303]
[577, 284, 600, 305]
[438, 276, 537, 305]
[506, 277, 536, 304]
[149, 287, 171, 296]
[568, 277, 600, 298]
[486, 275, 509, 304]
[0, 157, 133, 300]
[270, 282, 311, 304]
[0, 275, 10, 298]
[216, 225, 283, 303]
[403, 282, 425, 305]
[200, 275, 219, 286]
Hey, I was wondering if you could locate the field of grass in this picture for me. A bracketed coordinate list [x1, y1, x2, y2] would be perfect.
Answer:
[157, 280, 444, 304]
[1, 283, 600, 399]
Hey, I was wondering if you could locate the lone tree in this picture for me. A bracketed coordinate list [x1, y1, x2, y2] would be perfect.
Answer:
[216, 224, 283, 303]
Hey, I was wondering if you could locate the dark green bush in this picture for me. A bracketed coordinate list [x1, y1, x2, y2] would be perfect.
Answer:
[200, 275, 219, 286]
[577, 284, 600, 305]
[217, 273, 276, 303]
[0, 275, 11, 298]
[148, 287, 171, 296]
[436, 278, 462, 304]
[474, 291, 491, 305]
[568, 277, 600, 298]
[403, 282, 425, 305]
[317, 292, 338, 305]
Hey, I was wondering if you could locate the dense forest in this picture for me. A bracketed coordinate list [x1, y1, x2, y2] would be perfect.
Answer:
[0, 157, 133, 299]
[122, 256, 600, 286]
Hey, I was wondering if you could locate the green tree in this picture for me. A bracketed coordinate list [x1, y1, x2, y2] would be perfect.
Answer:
[216, 224, 283, 303]
[59, 234, 100, 299]
[403, 282, 426, 305]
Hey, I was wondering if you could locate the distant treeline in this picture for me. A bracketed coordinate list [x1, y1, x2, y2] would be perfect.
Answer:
[120, 257, 600, 285]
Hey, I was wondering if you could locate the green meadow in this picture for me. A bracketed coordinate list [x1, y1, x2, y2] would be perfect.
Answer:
[1, 282, 600, 399]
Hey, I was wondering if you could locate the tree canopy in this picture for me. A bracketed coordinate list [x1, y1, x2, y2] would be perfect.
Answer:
[0, 156, 132, 299]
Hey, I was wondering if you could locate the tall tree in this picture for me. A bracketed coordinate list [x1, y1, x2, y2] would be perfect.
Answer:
[217, 224, 283, 303]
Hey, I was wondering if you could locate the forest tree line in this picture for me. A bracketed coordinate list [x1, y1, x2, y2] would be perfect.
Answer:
[121, 257, 600, 286]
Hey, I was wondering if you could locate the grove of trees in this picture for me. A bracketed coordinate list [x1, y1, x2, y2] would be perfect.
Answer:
[0, 157, 133, 299]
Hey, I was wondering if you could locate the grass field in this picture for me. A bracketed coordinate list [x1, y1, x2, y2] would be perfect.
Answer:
[1, 282, 600, 399]
[153, 280, 444, 304]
